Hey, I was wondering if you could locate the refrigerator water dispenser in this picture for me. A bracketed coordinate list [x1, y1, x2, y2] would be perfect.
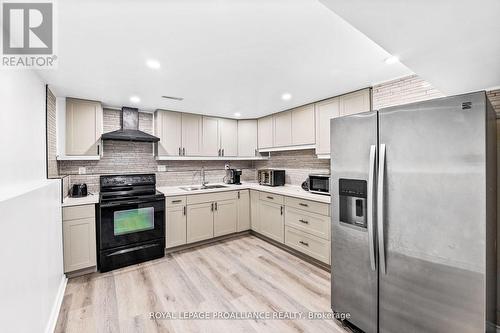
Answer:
[339, 179, 367, 228]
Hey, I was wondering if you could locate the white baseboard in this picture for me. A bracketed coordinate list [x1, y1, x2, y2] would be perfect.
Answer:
[44, 275, 68, 333]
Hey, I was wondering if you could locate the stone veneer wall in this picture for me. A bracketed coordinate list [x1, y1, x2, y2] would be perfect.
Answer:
[58, 109, 255, 194]
[46, 87, 58, 178]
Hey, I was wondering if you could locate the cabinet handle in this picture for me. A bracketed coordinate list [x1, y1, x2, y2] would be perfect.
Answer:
[183, 206, 186, 215]
[215, 202, 218, 211]
[183, 148, 186, 156]
[218, 148, 220, 156]
[211, 202, 214, 211]
[267, 196, 274, 200]
[280, 206, 283, 215]
[172, 199, 182, 203]
[299, 219, 309, 224]
[237, 191, 240, 199]
[97, 144, 100, 155]
[299, 203, 309, 207]
[222, 148, 224, 156]
[299, 240, 309, 247]
[179, 147, 181, 156]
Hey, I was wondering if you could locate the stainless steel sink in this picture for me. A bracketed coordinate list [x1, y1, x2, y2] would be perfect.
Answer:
[180, 184, 228, 191]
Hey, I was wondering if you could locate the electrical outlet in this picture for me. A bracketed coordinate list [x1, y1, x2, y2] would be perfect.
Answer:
[78, 167, 86, 175]
[157, 165, 166, 172]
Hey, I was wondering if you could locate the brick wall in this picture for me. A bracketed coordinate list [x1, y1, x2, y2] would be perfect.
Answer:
[46, 87, 58, 178]
[372, 75, 445, 110]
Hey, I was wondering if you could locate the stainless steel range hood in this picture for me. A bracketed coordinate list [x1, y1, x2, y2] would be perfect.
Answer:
[101, 107, 159, 142]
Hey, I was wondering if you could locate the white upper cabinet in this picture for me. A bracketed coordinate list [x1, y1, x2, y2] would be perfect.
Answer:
[155, 110, 182, 156]
[315, 97, 340, 156]
[340, 88, 371, 117]
[202, 116, 219, 156]
[237, 119, 257, 157]
[291, 104, 315, 145]
[181, 113, 203, 156]
[65, 98, 103, 156]
[273, 110, 292, 147]
[257, 115, 273, 149]
[219, 118, 238, 157]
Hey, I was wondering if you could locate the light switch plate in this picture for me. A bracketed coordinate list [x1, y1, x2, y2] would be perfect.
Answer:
[157, 165, 166, 172]
[78, 167, 86, 175]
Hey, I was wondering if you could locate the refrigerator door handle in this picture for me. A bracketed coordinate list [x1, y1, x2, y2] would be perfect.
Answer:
[367, 144, 377, 271]
[378, 143, 387, 274]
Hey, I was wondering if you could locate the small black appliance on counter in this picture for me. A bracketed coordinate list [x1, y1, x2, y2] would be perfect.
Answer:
[258, 169, 285, 186]
[70, 183, 88, 197]
[225, 168, 242, 185]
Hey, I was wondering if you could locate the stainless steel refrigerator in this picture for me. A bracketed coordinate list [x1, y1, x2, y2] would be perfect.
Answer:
[330, 92, 497, 333]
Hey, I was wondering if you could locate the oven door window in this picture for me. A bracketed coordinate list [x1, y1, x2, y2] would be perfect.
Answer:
[114, 207, 154, 236]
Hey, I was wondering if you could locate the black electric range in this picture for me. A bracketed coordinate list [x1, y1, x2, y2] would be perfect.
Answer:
[97, 174, 165, 272]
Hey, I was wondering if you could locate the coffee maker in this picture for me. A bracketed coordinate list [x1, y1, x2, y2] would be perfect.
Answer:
[225, 168, 242, 185]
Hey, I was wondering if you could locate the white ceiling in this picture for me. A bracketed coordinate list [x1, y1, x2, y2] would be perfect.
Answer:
[320, 0, 500, 96]
[38, 0, 411, 118]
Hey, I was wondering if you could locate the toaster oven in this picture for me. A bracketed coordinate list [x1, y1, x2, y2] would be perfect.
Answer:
[258, 169, 285, 186]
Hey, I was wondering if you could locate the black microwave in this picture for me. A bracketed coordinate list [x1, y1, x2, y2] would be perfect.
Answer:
[308, 174, 330, 195]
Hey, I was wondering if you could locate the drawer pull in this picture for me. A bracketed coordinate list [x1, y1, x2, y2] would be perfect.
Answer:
[267, 196, 274, 200]
[171, 199, 182, 203]
[299, 203, 309, 207]
[299, 240, 309, 246]
[299, 219, 309, 224]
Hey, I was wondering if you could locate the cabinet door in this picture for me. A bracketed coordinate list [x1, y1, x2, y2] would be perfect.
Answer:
[66, 98, 103, 156]
[259, 200, 284, 243]
[340, 88, 371, 117]
[250, 190, 260, 232]
[63, 217, 97, 272]
[155, 110, 182, 156]
[182, 113, 203, 156]
[237, 120, 257, 157]
[219, 118, 238, 156]
[257, 116, 273, 149]
[237, 190, 250, 231]
[292, 105, 315, 145]
[214, 199, 238, 237]
[315, 97, 340, 155]
[202, 116, 219, 156]
[187, 202, 214, 243]
[166, 205, 187, 248]
[273, 111, 292, 147]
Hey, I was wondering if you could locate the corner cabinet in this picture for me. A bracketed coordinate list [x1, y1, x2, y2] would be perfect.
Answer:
[65, 98, 103, 156]
[237, 120, 258, 157]
[257, 115, 273, 149]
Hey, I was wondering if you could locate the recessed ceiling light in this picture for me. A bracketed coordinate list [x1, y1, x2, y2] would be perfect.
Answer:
[385, 56, 399, 64]
[234, 112, 241, 117]
[146, 59, 161, 69]
[281, 93, 292, 101]
[129, 96, 140, 103]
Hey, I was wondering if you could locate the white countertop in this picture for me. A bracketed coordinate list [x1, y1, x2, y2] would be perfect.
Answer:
[62, 193, 99, 207]
[157, 182, 331, 204]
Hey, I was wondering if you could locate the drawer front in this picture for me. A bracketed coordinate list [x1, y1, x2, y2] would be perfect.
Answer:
[63, 204, 95, 221]
[285, 207, 330, 240]
[285, 196, 330, 216]
[166, 196, 186, 207]
[187, 191, 238, 205]
[259, 191, 284, 204]
[285, 226, 330, 264]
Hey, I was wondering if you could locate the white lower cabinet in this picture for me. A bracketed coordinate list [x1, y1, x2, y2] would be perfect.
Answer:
[259, 200, 284, 243]
[250, 190, 260, 232]
[62, 204, 97, 273]
[166, 204, 187, 248]
[214, 199, 238, 236]
[237, 190, 250, 231]
[285, 226, 330, 264]
[187, 202, 214, 243]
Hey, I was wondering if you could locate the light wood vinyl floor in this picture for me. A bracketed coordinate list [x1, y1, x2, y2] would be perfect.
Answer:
[55, 235, 345, 333]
